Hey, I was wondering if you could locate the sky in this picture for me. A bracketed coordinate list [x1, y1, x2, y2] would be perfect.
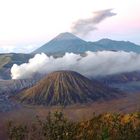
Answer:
[0, 0, 140, 53]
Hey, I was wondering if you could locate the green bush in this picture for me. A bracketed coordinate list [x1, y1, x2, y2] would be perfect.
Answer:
[7, 112, 140, 140]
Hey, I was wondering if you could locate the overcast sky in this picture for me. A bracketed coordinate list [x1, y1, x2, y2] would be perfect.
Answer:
[0, 0, 140, 53]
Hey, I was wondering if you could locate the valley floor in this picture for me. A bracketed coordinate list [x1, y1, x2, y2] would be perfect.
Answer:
[0, 92, 140, 140]
[1, 92, 140, 120]
[0, 92, 140, 139]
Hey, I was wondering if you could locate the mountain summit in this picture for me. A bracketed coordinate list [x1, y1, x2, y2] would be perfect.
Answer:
[33, 32, 140, 54]
[33, 32, 88, 54]
[52, 32, 83, 41]
[16, 70, 122, 106]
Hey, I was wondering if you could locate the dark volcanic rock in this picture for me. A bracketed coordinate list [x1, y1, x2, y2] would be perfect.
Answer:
[0, 79, 38, 112]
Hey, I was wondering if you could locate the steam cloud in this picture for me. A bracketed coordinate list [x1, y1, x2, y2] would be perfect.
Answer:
[11, 51, 140, 79]
[71, 9, 116, 36]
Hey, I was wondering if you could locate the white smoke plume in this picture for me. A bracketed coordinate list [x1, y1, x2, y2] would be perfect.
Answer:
[71, 9, 116, 36]
[11, 51, 140, 79]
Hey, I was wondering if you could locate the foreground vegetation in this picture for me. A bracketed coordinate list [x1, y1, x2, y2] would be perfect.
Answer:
[7, 112, 140, 140]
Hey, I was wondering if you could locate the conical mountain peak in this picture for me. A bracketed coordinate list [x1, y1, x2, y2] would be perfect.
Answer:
[16, 70, 122, 106]
[33, 32, 87, 54]
[53, 32, 83, 41]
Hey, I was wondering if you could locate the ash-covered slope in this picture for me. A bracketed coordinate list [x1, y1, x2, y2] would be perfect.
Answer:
[0, 79, 37, 95]
[0, 79, 38, 112]
[16, 71, 123, 106]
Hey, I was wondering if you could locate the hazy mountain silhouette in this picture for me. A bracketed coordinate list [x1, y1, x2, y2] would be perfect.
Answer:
[33, 32, 140, 54]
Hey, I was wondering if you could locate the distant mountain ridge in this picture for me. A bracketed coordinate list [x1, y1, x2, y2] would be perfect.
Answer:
[93, 38, 140, 52]
[1, 32, 140, 80]
[33, 32, 140, 54]
[0, 53, 33, 79]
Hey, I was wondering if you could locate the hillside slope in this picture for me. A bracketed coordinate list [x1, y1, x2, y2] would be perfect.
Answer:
[93, 38, 140, 52]
[0, 53, 33, 79]
[16, 71, 123, 106]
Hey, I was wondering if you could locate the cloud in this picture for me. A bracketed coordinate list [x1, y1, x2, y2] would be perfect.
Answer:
[71, 9, 116, 36]
[0, 44, 38, 53]
[11, 51, 140, 79]
[0, 45, 17, 53]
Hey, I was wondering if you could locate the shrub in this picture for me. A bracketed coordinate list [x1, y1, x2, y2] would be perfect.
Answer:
[7, 112, 140, 140]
